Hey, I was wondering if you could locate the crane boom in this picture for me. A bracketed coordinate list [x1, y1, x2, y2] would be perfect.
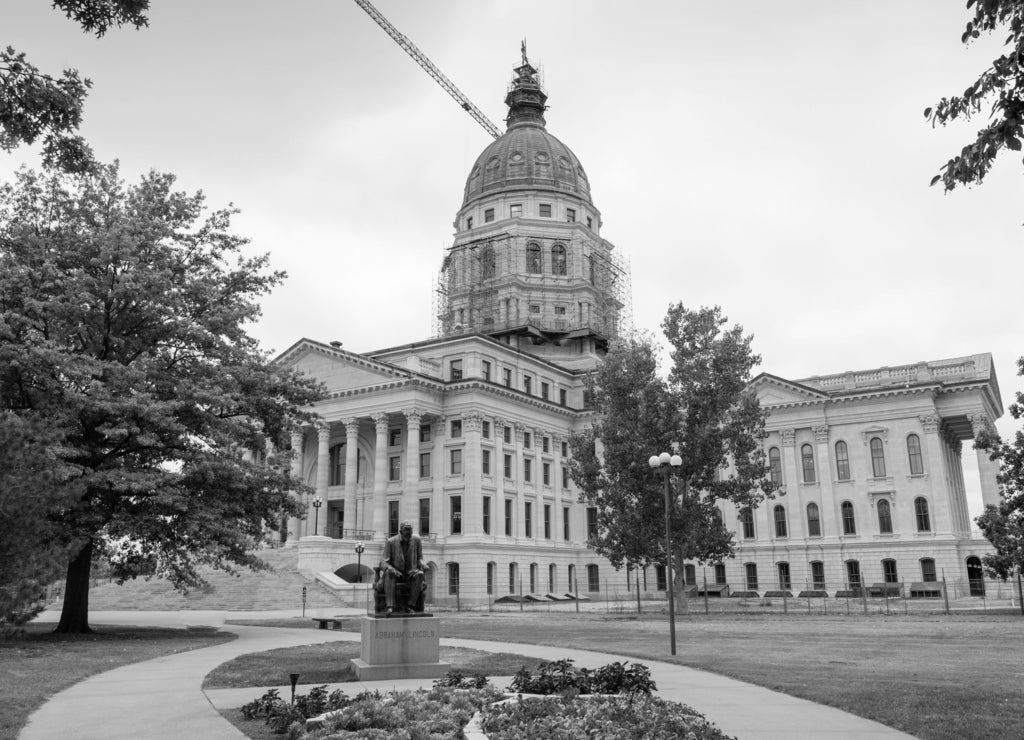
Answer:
[353, 0, 503, 140]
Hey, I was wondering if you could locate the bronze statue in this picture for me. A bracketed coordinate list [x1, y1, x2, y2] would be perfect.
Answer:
[377, 521, 426, 615]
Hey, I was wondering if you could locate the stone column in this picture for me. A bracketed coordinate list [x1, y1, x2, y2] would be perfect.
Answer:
[372, 412, 389, 537]
[310, 423, 330, 537]
[463, 413, 483, 536]
[779, 429, 799, 540]
[948, 434, 970, 533]
[343, 418, 359, 537]
[551, 433, 564, 541]
[431, 417, 444, 536]
[403, 408, 423, 531]
[287, 429, 304, 545]
[970, 412, 1003, 510]
[919, 414, 953, 534]
[812, 425, 837, 539]
[514, 423, 526, 539]
[493, 417, 507, 538]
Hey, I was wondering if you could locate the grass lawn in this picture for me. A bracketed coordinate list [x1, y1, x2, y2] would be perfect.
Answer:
[0, 622, 234, 740]
[435, 610, 1024, 740]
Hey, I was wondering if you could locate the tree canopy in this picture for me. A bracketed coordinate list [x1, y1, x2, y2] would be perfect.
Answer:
[0, 161, 322, 631]
[975, 355, 1024, 579]
[569, 305, 774, 603]
[926, 0, 1024, 190]
[1, 1, 149, 172]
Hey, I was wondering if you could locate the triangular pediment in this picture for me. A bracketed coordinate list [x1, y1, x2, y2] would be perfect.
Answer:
[750, 373, 829, 406]
[274, 339, 409, 394]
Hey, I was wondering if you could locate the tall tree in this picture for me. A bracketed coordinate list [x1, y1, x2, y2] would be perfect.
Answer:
[0, 162, 322, 633]
[926, 1, 1024, 190]
[570, 306, 774, 608]
[2, 1, 149, 172]
[975, 356, 1024, 579]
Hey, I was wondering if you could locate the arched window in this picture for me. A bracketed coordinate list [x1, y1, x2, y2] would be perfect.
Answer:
[773, 505, 788, 538]
[551, 244, 567, 275]
[739, 507, 755, 539]
[835, 440, 851, 480]
[486, 561, 496, 595]
[967, 556, 985, 596]
[568, 563, 576, 592]
[877, 499, 893, 534]
[744, 563, 759, 590]
[907, 434, 924, 475]
[920, 558, 937, 583]
[768, 447, 782, 485]
[548, 563, 557, 592]
[914, 497, 931, 532]
[801, 444, 816, 483]
[845, 560, 862, 589]
[587, 564, 600, 592]
[870, 437, 886, 477]
[329, 443, 345, 486]
[714, 563, 727, 585]
[810, 561, 826, 589]
[881, 558, 899, 584]
[529, 563, 538, 593]
[526, 243, 542, 273]
[777, 562, 792, 590]
[509, 563, 518, 593]
[683, 564, 697, 586]
[481, 245, 495, 279]
[807, 503, 821, 537]
[841, 501, 856, 535]
[448, 562, 460, 595]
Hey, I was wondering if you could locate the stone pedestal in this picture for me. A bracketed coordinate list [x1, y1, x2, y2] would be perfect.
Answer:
[350, 615, 450, 681]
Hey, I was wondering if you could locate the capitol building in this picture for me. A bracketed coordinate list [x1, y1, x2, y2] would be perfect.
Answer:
[276, 53, 1003, 607]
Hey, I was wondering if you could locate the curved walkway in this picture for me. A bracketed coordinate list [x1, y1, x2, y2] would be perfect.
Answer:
[22, 610, 917, 740]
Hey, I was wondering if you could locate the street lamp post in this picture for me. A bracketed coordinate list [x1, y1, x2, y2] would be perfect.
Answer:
[355, 542, 365, 583]
[649, 451, 682, 656]
[312, 496, 323, 536]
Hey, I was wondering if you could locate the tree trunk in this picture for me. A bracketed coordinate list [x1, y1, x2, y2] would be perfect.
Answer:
[54, 540, 93, 634]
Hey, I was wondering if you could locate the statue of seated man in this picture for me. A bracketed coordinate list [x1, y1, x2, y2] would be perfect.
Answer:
[381, 520, 425, 615]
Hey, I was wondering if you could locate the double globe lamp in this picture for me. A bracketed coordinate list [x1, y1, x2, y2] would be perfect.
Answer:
[648, 451, 682, 656]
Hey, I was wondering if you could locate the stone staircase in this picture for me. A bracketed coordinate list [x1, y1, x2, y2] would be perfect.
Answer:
[80, 547, 353, 611]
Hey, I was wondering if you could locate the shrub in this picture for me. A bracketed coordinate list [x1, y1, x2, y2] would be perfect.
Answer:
[507, 658, 656, 696]
[433, 669, 492, 689]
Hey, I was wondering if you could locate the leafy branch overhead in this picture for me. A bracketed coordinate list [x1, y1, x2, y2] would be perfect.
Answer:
[0, 1, 149, 172]
[926, 0, 1024, 190]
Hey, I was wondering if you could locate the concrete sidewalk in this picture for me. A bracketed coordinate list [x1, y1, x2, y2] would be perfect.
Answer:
[21, 610, 918, 740]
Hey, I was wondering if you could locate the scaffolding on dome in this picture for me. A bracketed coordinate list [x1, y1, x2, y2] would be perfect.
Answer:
[432, 234, 632, 348]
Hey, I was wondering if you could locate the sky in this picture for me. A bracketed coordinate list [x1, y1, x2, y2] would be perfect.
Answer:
[4, 0, 1022, 517]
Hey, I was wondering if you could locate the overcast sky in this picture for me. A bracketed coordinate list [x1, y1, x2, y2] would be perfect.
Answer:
[4, 0, 1022, 516]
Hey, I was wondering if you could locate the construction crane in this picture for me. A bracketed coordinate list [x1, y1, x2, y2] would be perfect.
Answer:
[353, 0, 503, 140]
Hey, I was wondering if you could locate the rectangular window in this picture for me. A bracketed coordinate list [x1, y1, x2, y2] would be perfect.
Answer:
[450, 448, 462, 475]
[714, 563, 727, 585]
[449, 359, 463, 380]
[486, 563, 494, 595]
[388, 501, 400, 536]
[543, 462, 551, 486]
[523, 375, 532, 395]
[450, 496, 462, 534]
[503, 368, 512, 387]
[542, 437, 550, 453]
[587, 565, 600, 592]
[505, 499, 513, 536]
[541, 382, 550, 400]
[523, 431, 532, 449]
[510, 203, 522, 218]
[525, 502, 533, 537]
[419, 452, 431, 478]
[741, 508, 755, 539]
[586, 507, 598, 540]
[483, 496, 491, 534]
[586, 216, 593, 229]
[482, 360, 491, 382]
[448, 563, 459, 595]
[389, 456, 401, 481]
[566, 207, 576, 222]
[562, 466, 569, 489]
[524, 458, 532, 482]
[921, 558, 937, 583]
[420, 423, 431, 443]
[482, 449, 491, 476]
[388, 428, 402, 447]
[811, 561, 826, 590]
[777, 562, 792, 590]
[846, 560, 862, 589]
[503, 453, 513, 479]
[539, 203, 552, 217]
[554, 305, 566, 315]
[882, 559, 899, 584]
[450, 419, 462, 438]
[563, 506, 571, 540]
[484, 207, 494, 223]
[544, 504, 551, 539]
[482, 420, 491, 438]
[509, 564, 516, 594]
[503, 425, 512, 444]
[466, 216, 473, 229]
[561, 440, 568, 457]
[419, 498, 430, 535]
[529, 304, 540, 314]
[656, 565, 667, 591]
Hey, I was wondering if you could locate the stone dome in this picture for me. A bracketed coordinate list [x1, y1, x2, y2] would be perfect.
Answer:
[461, 51, 592, 207]
[462, 124, 592, 207]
